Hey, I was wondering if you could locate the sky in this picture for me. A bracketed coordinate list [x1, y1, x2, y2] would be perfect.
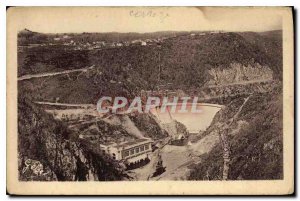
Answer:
[8, 7, 283, 33]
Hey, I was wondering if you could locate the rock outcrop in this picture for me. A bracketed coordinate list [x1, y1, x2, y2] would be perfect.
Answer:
[18, 95, 127, 181]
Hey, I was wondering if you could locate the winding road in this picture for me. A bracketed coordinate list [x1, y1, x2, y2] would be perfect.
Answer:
[18, 65, 95, 81]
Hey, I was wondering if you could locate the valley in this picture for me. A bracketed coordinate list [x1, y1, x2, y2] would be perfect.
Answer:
[17, 29, 283, 181]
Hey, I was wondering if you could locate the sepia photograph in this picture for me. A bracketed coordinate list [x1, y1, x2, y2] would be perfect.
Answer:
[6, 6, 294, 195]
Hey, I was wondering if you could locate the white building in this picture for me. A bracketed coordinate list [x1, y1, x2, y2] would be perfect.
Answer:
[100, 138, 153, 165]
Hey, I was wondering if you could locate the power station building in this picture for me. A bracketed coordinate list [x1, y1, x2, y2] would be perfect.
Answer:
[100, 138, 153, 167]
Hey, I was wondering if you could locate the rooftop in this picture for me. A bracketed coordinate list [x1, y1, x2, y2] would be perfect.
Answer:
[118, 138, 152, 147]
[101, 138, 153, 149]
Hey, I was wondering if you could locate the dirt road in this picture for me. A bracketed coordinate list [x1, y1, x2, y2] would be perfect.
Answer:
[18, 65, 95, 81]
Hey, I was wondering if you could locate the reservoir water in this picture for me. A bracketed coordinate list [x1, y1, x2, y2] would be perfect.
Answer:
[151, 103, 222, 133]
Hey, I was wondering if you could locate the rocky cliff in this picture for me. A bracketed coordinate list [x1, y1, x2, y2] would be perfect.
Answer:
[18, 95, 128, 181]
[205, 62, 273, 86]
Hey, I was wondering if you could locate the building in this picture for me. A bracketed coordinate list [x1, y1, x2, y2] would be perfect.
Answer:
[100, 138, 153, 168]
